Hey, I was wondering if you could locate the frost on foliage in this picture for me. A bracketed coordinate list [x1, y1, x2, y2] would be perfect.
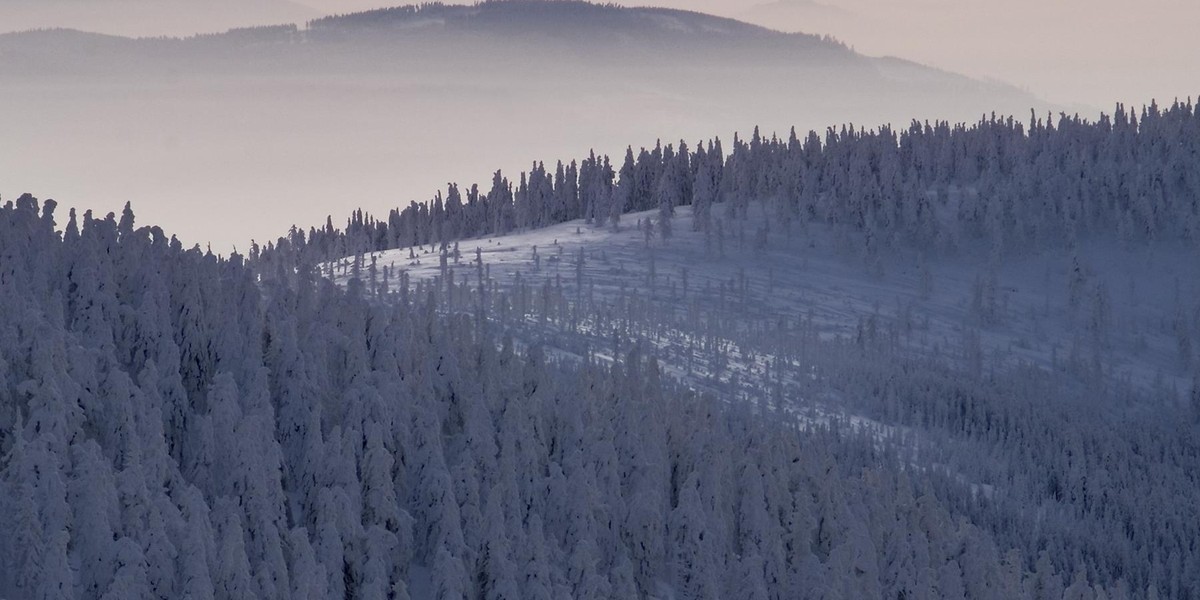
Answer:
[5, 98, 1200, 600]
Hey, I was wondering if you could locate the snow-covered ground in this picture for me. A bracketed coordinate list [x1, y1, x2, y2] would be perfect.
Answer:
[331, 201, 1199, 409]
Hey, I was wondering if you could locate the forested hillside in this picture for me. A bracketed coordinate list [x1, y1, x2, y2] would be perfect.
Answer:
[0, 194, 1120, 599]
[3, 1, 1196, 598]
[262, 100, 1200, 599]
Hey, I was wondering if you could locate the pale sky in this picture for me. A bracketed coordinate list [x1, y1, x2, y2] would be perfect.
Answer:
[301, 0, 1199, 111]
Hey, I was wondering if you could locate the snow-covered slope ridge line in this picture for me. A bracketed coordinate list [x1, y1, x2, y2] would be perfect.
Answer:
[318, 199, 1200, 598]
[332, 201, 1197, 398]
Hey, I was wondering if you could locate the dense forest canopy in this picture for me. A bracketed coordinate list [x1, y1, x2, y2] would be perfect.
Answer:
[0, 195, 1091, 599]
[2, 96, 1199, 599]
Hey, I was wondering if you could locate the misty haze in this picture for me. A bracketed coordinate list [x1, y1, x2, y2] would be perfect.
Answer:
[1, 2, 1198, 600]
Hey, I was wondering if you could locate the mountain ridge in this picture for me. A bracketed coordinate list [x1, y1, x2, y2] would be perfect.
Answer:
[0, 0, 1021, 101]
[305, 1, 824, 40]
[0, 0, 852, 58]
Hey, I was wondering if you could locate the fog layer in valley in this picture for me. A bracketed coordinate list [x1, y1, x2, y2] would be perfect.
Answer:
[0, 1, 1045, 251]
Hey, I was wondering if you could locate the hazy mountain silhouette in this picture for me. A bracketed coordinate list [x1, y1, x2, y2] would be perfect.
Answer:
[0, 1, 1022, 88]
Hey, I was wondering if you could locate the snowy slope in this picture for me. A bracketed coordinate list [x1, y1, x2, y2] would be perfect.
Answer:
[316, 189, 1200, 597]
[332, 200, 1198, 409]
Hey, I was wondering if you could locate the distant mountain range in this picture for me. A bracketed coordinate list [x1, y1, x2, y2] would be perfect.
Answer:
[0, 1, 855, 76]
[0, 1, 1036, 105]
